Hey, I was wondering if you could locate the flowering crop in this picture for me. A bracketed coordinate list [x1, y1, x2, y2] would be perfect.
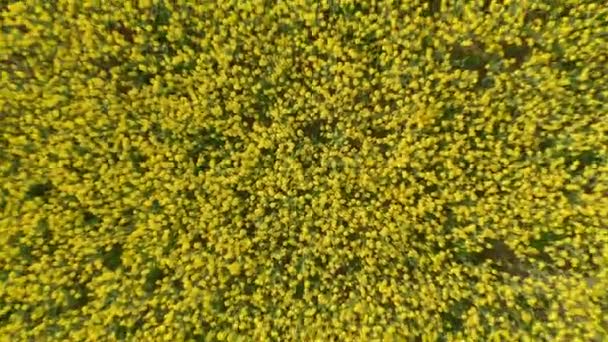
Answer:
[1, 0, 607, 340]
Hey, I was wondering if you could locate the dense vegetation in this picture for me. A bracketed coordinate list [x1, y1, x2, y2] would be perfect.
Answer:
[1, 0, 607, 340]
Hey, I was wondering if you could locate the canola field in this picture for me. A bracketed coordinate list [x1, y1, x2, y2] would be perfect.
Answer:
[1, 0, 607, 340]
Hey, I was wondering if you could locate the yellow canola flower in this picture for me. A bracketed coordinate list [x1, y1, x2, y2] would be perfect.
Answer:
[1, 0, 607, 341]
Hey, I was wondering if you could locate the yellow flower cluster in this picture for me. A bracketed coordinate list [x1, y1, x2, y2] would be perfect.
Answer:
[1, 0, 607, 340]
